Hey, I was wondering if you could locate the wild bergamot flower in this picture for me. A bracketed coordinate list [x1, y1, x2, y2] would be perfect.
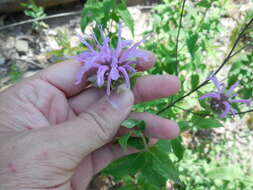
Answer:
[199, 76, 251, 118]
[74, 24, 149, 95]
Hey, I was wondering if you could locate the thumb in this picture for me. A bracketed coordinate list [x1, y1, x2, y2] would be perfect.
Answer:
[39, 85, 134, 158]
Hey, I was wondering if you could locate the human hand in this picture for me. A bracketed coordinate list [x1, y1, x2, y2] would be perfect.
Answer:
[0, 51, 180, 190]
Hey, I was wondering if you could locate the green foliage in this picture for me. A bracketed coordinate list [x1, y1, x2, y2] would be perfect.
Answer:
[47, 0, 253, 188]
[21, 0, 46, 31]
[103, 141, 184, 189]
[118, 118, 147, 151]
[196, 118, 223, 129]
[48, 30, 86, 59]
[80, 0, 134, 38]
[10, 64, 23, 82]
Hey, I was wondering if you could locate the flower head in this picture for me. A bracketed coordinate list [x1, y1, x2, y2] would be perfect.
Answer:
[74, 24, 149, 95]
[199, 76, 251, 118]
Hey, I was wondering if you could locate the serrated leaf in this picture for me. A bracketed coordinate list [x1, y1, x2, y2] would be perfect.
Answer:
[207, 166, 244, 181]
[178, 121, 190, 132]
[121, 118, 146, 131]
[197, 118, 223, 129]
[140, 164, 167, 188]
[118, 132, 131, 151]
[121, 118, 141, 128]
[155, 140, 171, 153]
[149, 147, 183, 186]
[102, 152, 146, 179]
[128, 136, 146, 150]
[117, 1, 135, 36]
[191, 74, 199, 89]
[187, 32, 199, 60]
[171, 137, 185, 161]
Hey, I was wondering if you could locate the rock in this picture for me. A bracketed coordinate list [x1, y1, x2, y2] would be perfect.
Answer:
[6, 37, 15, 49]
[0, 56, 5, 65]
[15, 40, 29, 53]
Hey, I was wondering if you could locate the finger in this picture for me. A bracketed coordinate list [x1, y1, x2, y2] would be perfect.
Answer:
[71, 144, 138, 190]
[33, 51, 155, 97]
[133, 74, 180, 103]
[35, 85, 134, 161]
[72, 137, 157, 190]
[118, 112, 179, 139]
[35, 59, 88, 97]
[69, 75, 180, 114]
[136, 50, 156, 71]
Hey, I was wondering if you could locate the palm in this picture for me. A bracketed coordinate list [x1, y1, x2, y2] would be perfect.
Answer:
[0, 58, 180, 190]
[0, 77, 113, 189]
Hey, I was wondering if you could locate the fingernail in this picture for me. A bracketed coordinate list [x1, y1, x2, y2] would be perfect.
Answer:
[109, 84, 134, 110]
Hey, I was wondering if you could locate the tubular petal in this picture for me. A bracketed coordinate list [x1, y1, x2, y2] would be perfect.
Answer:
[118, 66, 130, 88]
[199, 92, 220, 100]
[220, 101, 231, 118]
[226, 81, 240, 95]
[210, 76, 222, 92]
[97, 66, 109, 87]
[230, 99, 251, 105]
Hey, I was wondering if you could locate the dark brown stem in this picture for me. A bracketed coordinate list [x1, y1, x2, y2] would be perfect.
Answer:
[175, 0, 187, 76]
[157, 17, 253, 115]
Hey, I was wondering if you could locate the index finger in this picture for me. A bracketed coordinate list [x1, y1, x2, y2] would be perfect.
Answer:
[34, 50, 156, 97]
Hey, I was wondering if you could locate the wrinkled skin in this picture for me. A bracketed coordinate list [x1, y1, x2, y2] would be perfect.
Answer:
[0, 53, 180, 190]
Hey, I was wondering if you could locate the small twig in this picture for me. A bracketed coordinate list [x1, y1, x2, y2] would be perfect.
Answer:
[173, 105, 211, 117]
[0, 11, 82, 31]
[174, 105, 253, 117]
[195, 6, 210, 32]
[229, 43, 253, 58]
[235, 109, 253, 115]
[212, 17, 253, 76]
[140, 133, 149, 152]
[175, 0, 186, 76]
[157, 17, 253, 115]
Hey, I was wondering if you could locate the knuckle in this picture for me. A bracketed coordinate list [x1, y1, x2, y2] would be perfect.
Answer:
[81, 110, 115, 142]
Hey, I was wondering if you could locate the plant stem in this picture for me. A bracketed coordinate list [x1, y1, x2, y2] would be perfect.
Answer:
[175, 0, 186, 76]
[157, 17, 253, 115]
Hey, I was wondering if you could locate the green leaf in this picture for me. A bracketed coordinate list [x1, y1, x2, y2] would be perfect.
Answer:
[171, 137, 185, 161]
[117, 1, 135, 36]
[118, 132, 132, 151]
[178, 121, 190, 132]
[191, 74, 199, 89]
[149, 147, 183, 186]
[102, 152, 146, 180]
[207, 166, 244, 181]
[187, 32, 199, 60]
[155, 140, 171, 153]
[197, 118, 223, 129]
[121, 118, 145, 129]
[128, 136, 146, 150]
[140, 165, 167, 188]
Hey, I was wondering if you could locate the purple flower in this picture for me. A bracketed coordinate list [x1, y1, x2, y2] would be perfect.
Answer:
[74, 24, 149, 95]
[199, 76, 251, 118]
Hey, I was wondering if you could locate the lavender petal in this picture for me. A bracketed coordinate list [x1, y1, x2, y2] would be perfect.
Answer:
[226, 81, 240, 95]
[118, 66, 131, 88]
[220, 101, 231, 118]
[210, 76, 222, 92]
[119, 36, 148, 63]
[199, 92, 220, 100]
[123, 64, 136, 73]
[229, 99, 251, 105]
[97, 66, 109, 87]
[129, 49, 149, 62]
